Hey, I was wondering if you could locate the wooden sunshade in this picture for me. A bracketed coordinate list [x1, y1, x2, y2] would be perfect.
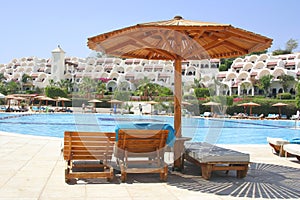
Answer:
[87, 16, 273, 138]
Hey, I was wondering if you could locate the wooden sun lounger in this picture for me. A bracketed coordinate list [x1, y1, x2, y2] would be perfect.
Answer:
[115, 129, 169, 182]
[63, 131, 116, 183]
[184, 142, 250, 180]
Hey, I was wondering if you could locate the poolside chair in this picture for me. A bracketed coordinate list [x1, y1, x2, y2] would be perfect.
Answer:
[115, 129, 169, 182]
[63, 131, 116, 183]
[184, 142, 250, 180]
[267, 137, 290, 156]
[283, 144, 300, 161]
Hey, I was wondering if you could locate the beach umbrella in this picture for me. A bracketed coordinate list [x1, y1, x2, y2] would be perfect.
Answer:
[146, 100, 158, 114]
[37, 96, 55, 106]
[87, 15, 272, 138]
[56, 97, 71, 107]
[238, 102, 260, 116]
[107, 99, 123, 113]
[0, 93, 5, 99]
[87, 15, 272, 169]
[88, 99, 102, 107]
[5, 95, 16, 108]
[107, 99, 123, 104]
[272, 102, 288, 117]
[202, 101, 220, 113]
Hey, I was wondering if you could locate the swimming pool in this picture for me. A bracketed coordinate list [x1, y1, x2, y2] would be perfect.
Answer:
[0, 113, 299, 144]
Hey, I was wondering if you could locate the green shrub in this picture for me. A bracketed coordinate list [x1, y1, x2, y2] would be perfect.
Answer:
[277, 93, 292, 99]
[194, 88, 210, 98]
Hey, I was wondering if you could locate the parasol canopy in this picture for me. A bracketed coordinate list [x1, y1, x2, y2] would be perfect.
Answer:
[87, 16, 272, 138]
[146, 100, 158, 114]
[202, 101, 221, 113]
[88, 99, 102, 103]
[238, 102, 261, 115]
[56, 97, 71, 107]
[107, 99, 123, 104]
[272, 102, 288, 117]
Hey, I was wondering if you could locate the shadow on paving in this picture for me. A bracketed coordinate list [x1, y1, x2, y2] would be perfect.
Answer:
[67, 162, 300, 199]
[168, 162, 300, 199]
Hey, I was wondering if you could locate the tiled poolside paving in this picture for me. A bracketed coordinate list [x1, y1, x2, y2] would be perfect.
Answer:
[0, 131, 299, 200]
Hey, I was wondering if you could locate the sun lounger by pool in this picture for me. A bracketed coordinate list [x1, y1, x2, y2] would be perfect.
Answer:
[63, 131, 116, 183]
[184, 142, 250, 180]
[267, 137, 290, 156]
[265, 114, 279, 120]
[115, 129, 169, 182]
[283, 144, 300, 161]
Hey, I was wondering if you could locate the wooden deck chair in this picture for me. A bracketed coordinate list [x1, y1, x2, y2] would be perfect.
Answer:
[116, 129, 169, 182]
[63, 131, 116, 183]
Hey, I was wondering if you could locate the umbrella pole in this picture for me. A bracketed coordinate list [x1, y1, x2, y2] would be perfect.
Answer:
[173, 59, 184, 171]
[174, 59, 182, 138]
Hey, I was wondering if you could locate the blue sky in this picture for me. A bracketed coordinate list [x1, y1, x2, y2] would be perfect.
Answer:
[0, 0, 299, 63]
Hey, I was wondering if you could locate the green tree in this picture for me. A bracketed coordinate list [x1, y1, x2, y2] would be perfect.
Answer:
[96, 80, 107, 97]
[295, 82, 300, 108]
[256, 75, 273, 97]
[0, 73, 6, 83]
[285, 38, 298, 52]
[194, 88, 210, 98]
[6, 80, 20, 94]
[279, 74, 295, 93]
[272, 38, 298, 55]
[45, 86, 67, 98]
[20, 74, 33, 91]
[78, 77, 97, 98]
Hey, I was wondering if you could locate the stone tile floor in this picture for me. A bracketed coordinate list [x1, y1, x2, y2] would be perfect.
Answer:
[0, 131, 299, 200]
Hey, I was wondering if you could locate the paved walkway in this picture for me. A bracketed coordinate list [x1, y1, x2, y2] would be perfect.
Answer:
[0, 131, 299, 200]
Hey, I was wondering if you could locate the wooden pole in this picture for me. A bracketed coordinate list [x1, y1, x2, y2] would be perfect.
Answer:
[173, 58, 183, 171]
[174, 59, 182, 138]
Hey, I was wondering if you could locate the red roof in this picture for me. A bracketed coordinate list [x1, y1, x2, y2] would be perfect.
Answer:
[217, 73, 226, 78]
[233, 64, 243, 68]
[286, 62, 295, 66]
[267, 62, 277, 66]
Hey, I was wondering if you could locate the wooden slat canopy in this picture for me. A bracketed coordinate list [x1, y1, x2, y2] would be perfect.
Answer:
[88, 16, 272, 60]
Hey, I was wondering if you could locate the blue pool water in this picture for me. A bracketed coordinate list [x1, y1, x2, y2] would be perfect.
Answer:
[0, 113, 299, 144]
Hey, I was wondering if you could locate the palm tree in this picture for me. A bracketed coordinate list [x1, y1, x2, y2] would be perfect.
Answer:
[79, 77, 97, 98]
[96, 80, 107, 98]
[20, 74, 33, 91]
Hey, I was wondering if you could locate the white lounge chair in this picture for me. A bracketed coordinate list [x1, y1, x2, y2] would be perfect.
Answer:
[267, 137, 290, 156]
[283, 144, 300, 161]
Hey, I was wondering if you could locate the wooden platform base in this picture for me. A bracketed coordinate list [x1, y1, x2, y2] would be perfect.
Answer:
[184, 153, 249, 180]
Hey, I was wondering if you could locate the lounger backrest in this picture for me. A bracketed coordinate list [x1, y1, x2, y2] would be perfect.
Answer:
[117, 129, 168, 154]
[63, 131, 116, 161]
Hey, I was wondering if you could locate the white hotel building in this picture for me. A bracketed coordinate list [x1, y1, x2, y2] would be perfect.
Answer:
[0, 46, 299, 97]
[0, 46, 220, 94]
[217, 53, 300, 97]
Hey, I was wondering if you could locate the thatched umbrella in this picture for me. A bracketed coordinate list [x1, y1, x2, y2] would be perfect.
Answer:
[146, 100, 158, 114]
[87, 15, 272, 169]
[272, 102, 288, 118]
[88, 99, 102, 112]
[238, 102, 261, 116]
[202, 101, 221, 113]
[56, 97, 71, 107]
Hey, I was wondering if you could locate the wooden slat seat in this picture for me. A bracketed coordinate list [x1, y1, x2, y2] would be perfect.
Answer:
[115, 129, 169, 182]
[63, 131, 116, 183]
